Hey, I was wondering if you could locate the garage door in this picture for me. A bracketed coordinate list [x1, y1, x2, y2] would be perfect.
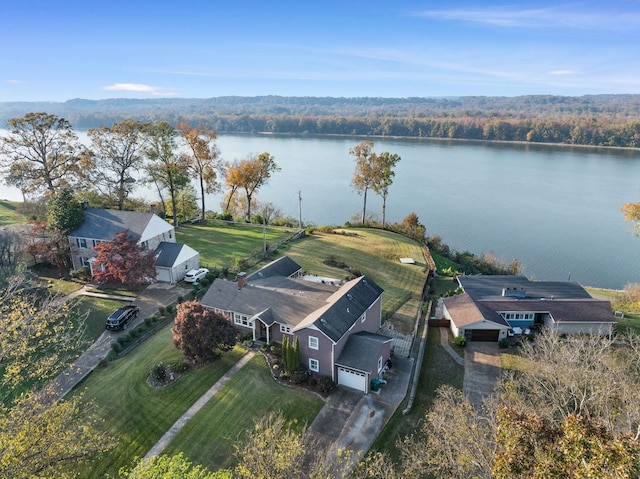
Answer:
[156, 268, 172, 283]
[470, 329, 499, 342]
[337, 367, 367, 392]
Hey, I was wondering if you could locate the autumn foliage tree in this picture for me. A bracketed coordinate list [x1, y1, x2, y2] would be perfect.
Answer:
[0, 112, 88, 198]
[92, 231, 157, 287]
[0, 285, 112, 478]
[172, 301, 237, 365]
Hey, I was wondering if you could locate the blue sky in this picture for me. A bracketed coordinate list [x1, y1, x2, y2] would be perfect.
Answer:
[2, 0, 639, 101]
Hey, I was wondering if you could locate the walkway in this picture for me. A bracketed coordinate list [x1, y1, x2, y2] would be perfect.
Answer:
[439, 327, 465, 366]
[144, 350, 256, 458]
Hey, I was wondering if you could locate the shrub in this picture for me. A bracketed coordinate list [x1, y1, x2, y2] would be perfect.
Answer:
[151, 362, 167, 382]
[199, 278, 210, 287]
[453, 335, 467, 347]
[144, 316, 153, 326]
[111, 342, 122, 353]
[318, 376, 336, 394]
[158, 306, 166, 315]
[498, 338, 510, 349]
[291, 368, 310, 384]
[169, 358, 188, 372]
[70, 267, 91, 282]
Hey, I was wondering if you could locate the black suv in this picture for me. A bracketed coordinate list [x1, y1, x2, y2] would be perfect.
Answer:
[105, 305, 139, 331]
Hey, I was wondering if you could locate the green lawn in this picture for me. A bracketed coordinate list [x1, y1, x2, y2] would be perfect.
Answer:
[279, 228, 428, 320]
[73, 327, 248, 478]
[176, 222, 293, 270]
[164, 355, 325, 471]
[0, 199, 25, 226]
[74, 296, 128, 344]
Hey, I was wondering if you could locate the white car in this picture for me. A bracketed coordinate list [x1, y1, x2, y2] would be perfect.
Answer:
[184, 268, 209, 283]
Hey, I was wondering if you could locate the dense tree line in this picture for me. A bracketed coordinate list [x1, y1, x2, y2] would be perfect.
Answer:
[3, 95, 640, 148]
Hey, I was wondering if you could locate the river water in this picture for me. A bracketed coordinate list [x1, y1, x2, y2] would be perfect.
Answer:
[2, 131, 639, 289]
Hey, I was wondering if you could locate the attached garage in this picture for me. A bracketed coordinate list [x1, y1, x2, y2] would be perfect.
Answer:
[337, 367, 368, 392]
[469, 329, 500, 342]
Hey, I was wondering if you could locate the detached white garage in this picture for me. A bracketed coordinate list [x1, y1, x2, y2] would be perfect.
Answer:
[337, 367, 368, 392]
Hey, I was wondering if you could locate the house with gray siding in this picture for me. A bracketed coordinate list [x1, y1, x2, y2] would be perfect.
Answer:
[68, 207, 200, 283]
[443, 275, 615, 341]
[200, 256, 391, 393]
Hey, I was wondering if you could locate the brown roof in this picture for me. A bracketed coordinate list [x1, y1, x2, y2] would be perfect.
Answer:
[443, 293, 510, 328]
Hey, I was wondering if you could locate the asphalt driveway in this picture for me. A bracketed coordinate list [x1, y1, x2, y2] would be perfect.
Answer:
[463, 341, 502, 409]
[47, 282, 190, 401]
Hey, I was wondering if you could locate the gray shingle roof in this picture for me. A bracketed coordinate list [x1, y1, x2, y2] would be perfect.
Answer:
[69, 208, 155, 240]
[458, 275, 592, 300]
[335, 332, 393, 372]
[155, 242, 184, 267]
[247, 256, 302, 281]
[310, 276, 384, 342]
[455, 275, 614, 324]
[201, 277, 332, 326]
[200, 256, 384, 342]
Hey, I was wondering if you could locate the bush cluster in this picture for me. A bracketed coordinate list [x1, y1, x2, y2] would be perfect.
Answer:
[453, 335, 467, 347]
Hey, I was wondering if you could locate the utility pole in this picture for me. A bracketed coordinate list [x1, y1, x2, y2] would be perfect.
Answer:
[298, 190, 302, 229]
[263, 216, 267, 259]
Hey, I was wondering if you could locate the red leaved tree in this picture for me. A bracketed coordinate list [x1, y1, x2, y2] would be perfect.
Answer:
[92, 231, 157, 287]
[172, 301, 237, 365]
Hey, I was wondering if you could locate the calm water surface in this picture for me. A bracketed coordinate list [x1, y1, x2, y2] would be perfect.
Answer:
[2, 131, 639, 289]
[213, 135, 640, 290]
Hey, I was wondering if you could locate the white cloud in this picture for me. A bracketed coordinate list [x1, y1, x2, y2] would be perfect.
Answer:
[6, 79, 20, 84]
[413, 6, 640, 30]
[549, 70, 576, 75]
[102, 83, 180, 97]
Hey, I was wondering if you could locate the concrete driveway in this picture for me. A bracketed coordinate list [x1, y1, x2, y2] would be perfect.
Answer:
[304, 356, 412, 477]
[463, 341, 502, 409]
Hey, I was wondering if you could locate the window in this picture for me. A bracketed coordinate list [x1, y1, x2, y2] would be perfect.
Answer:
[378, 356, 383, 373]
[76, 238, 87, 248]
[280, 324, 292, 334]
[233, 313, 252, 328]
[308, 336, 319, 350]
[309, 358, 319, 372]
[360, 313, 366, 323]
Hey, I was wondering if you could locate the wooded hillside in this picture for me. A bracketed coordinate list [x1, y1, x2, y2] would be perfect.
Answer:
[2, 95, 640, 147]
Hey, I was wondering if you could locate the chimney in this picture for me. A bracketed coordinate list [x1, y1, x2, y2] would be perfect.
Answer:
[236, 272, 247, 290]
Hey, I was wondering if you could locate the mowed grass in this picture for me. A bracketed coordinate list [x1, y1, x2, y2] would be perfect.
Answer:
[73, 327, 247, 478]
[176, 221, 294, 269]
[164, 355, 325, 471]
[74, 296, 128, 343]
[0, 199, 25, 226]
[280, 228, 428, 318]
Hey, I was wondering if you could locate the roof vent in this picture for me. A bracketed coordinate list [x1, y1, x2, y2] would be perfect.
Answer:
[347, 293, 353, 301]
[347, 307, 350, 313]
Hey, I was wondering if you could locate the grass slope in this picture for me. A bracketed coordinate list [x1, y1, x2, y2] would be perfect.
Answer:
[176, 222, 293, 270]
[0, 200, 24, 226]
[280, 228, 428, 318]
[164, 355, 324, 471]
